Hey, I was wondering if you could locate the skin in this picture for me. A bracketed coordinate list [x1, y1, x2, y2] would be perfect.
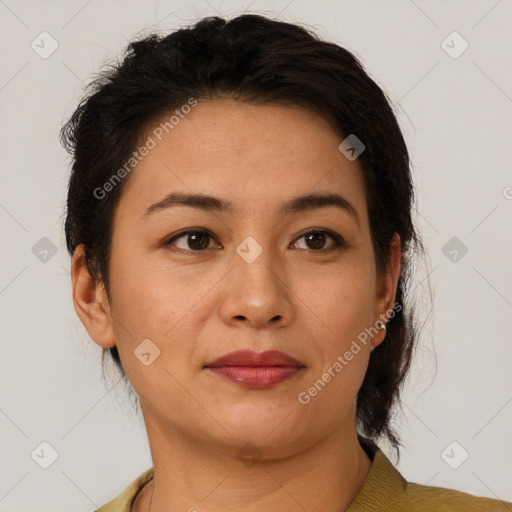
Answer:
[71, 99, 401, 512]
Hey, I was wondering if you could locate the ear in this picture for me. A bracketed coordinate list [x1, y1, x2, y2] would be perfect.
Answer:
[71, 244, 116, 349]
[372, 232, 401, 348]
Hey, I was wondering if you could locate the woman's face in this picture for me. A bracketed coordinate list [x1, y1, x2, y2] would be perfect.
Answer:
[75, 99, 400, 458]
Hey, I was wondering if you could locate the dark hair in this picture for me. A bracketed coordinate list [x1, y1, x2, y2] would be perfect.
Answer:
[61, 13, 428, 460]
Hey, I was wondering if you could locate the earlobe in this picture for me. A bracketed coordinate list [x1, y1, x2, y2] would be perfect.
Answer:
[71, 245, 116, 349]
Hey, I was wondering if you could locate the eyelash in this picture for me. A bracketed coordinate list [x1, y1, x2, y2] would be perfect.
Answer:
[162, 228, 347, 254]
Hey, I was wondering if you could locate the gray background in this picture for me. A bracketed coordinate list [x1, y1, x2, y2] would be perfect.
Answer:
[0, 0, 511, 510]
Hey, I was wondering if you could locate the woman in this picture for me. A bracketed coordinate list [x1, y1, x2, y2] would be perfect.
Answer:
[61, 13, 512, 512]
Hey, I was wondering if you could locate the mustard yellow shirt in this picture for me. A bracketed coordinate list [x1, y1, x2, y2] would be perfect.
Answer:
[95, 446, 512, 511]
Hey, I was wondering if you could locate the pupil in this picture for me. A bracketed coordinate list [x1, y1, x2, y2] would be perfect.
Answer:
[190, 233, 208, 250]
[308, 232, 325, 250]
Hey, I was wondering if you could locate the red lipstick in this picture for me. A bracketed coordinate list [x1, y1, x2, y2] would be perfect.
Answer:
[204, 350, 306, 389]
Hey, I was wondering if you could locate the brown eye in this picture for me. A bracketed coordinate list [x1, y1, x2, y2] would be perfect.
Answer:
[292, 230, 346, 252]
[164, 230, 218, 251]
[164, 228, 346, 254]
[305, 232, 327, 250]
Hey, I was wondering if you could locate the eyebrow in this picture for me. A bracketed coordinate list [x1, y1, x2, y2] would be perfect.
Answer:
[141, 191, 360, 226]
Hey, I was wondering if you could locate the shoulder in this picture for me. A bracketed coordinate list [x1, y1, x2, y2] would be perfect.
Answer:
[350, 437, 512, 512]
[93, 467, 154, 512]
[404, 481, 512, 511]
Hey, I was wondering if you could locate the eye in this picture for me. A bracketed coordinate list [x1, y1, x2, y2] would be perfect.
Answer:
[163, 228, 346, 253]
[292, 229, 346, 251]
[163, 229, 220, 252]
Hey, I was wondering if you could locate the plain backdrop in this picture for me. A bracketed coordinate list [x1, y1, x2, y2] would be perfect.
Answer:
[0, 0, 511, 510]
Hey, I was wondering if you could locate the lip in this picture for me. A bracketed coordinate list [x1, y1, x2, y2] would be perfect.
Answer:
[204, 350, 305, 368]
[204, 350, 306, 389]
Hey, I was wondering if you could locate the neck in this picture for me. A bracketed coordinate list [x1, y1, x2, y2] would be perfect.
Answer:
[133, 405, 373, 512]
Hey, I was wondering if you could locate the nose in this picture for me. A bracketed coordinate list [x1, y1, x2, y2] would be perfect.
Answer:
[219, 244, 294, 329]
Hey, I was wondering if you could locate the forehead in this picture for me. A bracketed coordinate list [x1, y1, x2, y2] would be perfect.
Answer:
[118, 99, 367, 220]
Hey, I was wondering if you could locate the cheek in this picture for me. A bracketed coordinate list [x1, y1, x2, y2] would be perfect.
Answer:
[299, 252, 375, 390]
[310, 252, 376, 332]
[299, 270, 373, 413]
[106, 254, 199, 404]
[108, 246, 221, 361]
[108, 243, 179, 329]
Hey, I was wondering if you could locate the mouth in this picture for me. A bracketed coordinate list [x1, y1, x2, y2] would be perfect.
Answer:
[203, 350, 306, 389]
